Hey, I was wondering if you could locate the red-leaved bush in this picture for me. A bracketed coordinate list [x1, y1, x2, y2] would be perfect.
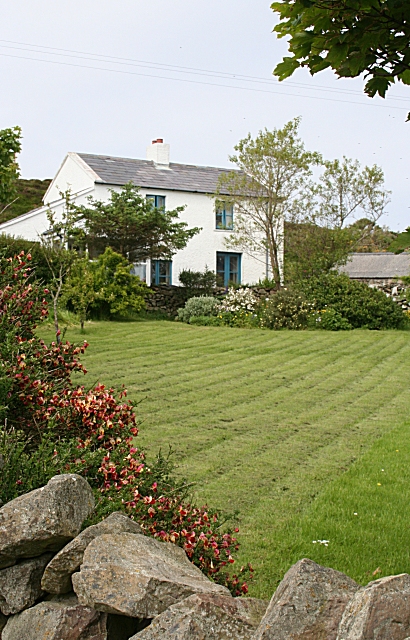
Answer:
[0, 252, 252, 595]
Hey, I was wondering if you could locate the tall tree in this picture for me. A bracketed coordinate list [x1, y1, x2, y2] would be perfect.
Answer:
[272, 1, 410, 104]
[286, 156, 391, 280]
[75, 183, 201, 262]
[313, 157, 390, 229]
[0, 126, 22, 217]
[216, 118, 321, 288]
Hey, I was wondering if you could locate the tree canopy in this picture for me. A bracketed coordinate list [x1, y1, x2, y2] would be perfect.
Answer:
[216, 118, 321, 288]
[272, 0, 410, 102]
[0, 126, 22, 215]
[75, 183, 201, 263]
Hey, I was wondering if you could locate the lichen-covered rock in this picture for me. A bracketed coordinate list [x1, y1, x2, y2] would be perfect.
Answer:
[2, 593, 107, 640]
[0, 475, 95, 569]
[42, 512, 142, 594]
[0, 554, 53, 615]
[72, 533, 230, 618]
[336, 573, 410, 640]
[253, 558, 359, 640]
[131, 593, 267, 639]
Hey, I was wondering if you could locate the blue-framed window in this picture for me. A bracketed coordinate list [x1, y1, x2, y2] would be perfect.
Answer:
[215, 203, 234, 230]
[216, 252, 241, 287]
[146, 195, 166, 209]
[151, 260, 172, 285]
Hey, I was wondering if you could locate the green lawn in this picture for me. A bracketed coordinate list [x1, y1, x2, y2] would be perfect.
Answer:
[42, 320, 410, 598]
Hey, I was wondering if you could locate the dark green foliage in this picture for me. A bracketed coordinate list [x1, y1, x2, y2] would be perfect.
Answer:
[178, 267, 217, 295]
[75, 183, 201, 262]
[285, 222, 355, 282]
[258, 289, 312, 330]
[299, 273, 408, 330]
[308, 308, 352, 331]
[0, 127, 22, 212]
[272, 0, 410, 102]
[0, 234, 53, 284]
[0, 179, 51, 223]
[389, 227, 410, 254]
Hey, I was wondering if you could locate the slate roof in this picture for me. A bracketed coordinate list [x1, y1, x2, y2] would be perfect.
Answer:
[77, 153, 236, 195]
[339, 252, 410, 279]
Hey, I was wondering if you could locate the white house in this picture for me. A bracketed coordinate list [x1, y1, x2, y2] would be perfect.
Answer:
[0, 140, 272, 287]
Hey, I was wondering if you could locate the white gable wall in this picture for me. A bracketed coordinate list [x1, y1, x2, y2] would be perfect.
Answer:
[44, 153, 98, 204]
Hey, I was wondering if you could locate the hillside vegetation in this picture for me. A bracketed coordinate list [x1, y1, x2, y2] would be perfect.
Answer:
[0, 178, 51, 223]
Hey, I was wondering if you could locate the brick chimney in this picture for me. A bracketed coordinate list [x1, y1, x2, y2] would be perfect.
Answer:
[146, 138, 170, 169]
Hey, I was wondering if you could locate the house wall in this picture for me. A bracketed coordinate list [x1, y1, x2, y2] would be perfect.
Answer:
[0, 158, 269, 286]
[93, 183, 267, 285]
[44, 154, 97, 204]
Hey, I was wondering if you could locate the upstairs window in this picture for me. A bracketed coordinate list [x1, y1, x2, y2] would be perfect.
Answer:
[215, 203, 234, 230]
[147, 195, 166, 209]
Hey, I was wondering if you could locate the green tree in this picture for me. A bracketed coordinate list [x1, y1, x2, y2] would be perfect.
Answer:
[90, 247, 149, 318]
[286, 156, 391, 280]
[0, 126, 22, 217]
[216, 118, 321, 288]
[272, 0, 410, 103]
[62, 257, 96, 330]
[313, 158, 390, 229]
[75, 183, 201, 262]
[285, 222, 355, 281]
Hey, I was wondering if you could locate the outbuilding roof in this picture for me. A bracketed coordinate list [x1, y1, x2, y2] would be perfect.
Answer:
[77, 153, 235, 195]
[339, 252, 410, 279]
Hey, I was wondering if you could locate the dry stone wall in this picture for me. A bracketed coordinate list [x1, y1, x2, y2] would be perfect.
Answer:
[1, 475, 410, 639]
[146, 285, 277, 317]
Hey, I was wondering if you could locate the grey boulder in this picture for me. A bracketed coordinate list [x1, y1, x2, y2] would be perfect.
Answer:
[131, 593, 267, 639]
[0, 475, 95, 569]
[0, 553, 53, 615]
[336, 573, 410, 640]
[2, 593, 107, 640]
[253, 558, 359, 640]
[72, 533, 230, 618]
[42, 511, 142, 594]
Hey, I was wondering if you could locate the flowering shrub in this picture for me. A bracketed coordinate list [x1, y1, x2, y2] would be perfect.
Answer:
[177, 296, 219, 323]
[218, 287, 258, 314]
[1, 252, 252, 595]
[258, 289, 312, 330]
[215, 287, 259, 328]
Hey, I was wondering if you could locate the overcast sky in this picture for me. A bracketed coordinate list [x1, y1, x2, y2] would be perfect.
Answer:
[1, 0, 409, 229]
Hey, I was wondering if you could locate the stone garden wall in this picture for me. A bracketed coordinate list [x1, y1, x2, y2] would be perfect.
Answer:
[146, 285, 277, 317]
[1, 473, 410, 639]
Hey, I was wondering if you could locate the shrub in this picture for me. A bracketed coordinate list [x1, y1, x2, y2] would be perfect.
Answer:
[258, 289, 312, 330]
[0, 234, 53, 284]
[1, 252, 252, 594]
[218, 287, 258, 314]
[177, 296, 219, 323]
[299, 273, 408, 330]
[308, 308, 352, 331]
[179, 267, 217, 295]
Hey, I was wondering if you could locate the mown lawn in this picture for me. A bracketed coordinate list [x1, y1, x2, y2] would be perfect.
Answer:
[42, 320, 410, 598]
